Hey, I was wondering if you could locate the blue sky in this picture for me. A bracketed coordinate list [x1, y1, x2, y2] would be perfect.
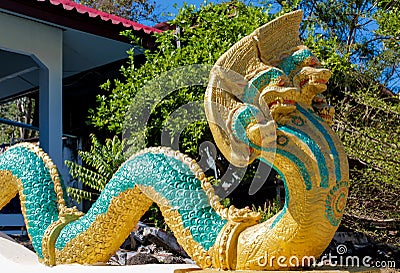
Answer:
[142, 0, 221, 25]
[142, 0, 277, 26]
[155, 0, 209, 18]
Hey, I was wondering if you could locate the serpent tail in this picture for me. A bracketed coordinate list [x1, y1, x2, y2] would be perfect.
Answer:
[0, 144, 258, 268]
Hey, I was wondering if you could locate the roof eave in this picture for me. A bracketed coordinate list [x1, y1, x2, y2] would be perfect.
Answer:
[0, 0, 160, 48]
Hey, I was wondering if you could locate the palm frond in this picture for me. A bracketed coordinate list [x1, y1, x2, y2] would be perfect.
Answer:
[67, 187, 99, 203]
[65, 160, 108, 191]
[66, 134, 127, 204]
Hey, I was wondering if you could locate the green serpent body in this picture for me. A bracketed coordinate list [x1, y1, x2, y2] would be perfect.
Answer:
[55, 151, 226, 252]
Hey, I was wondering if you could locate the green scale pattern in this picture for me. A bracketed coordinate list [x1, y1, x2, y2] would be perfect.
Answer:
[231, 104, 259, 145]
[278, 49, 316, 76]
[0, 146, 60, 258]
[56, 151, 227, 251]
[242, 68, 284, 104]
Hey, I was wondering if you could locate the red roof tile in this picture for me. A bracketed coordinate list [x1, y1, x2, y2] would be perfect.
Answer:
[37, 0, 162, 34]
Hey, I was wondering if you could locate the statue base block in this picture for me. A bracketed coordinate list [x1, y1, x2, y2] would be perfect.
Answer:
[174, 267, 381, 273]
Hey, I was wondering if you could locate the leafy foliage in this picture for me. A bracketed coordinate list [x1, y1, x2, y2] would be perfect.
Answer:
[0, 97, 38, 144]
[374, 1, 400, 91]
[252, 200, 282, 223]
[273, 0, 400, 93]
[334, 87, 400, 245]
[89, 1, 272, 158]
[66, 134, 127, 203]
[66, 134, 168, 229]
[76, 0, 158, 23]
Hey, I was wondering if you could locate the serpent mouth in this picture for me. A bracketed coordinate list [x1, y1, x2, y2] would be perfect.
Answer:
[312, 94, 335, 125]
[268, 98, 296, 115]
[259, 86, 299, 120]
[268, 99, 296, 108]
[299, 77, 327, 88]
[293, 67, 331, 95]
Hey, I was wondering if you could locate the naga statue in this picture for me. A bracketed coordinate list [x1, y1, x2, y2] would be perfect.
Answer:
[0, 10, 349, 270]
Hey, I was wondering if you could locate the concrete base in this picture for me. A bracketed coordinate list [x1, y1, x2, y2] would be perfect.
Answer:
[177, 268, 382, 273]
[0, 235, 390, 273]
[0, 236, 200, 273]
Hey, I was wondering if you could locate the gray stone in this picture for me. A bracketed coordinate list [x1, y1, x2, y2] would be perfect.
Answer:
[126, 252, 160, 265]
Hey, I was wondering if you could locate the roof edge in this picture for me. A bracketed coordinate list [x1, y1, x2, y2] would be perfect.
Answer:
[0, 0, 161, 46]
[42, 0, 162, 35]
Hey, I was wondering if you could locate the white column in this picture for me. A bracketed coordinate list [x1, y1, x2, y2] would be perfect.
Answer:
[38, 64, 63, 168]
[0, 12, 64, 169]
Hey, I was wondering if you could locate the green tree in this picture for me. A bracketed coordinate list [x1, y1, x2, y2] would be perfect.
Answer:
[89, 0, 280, 213]
[89, 1, 272, 158]
[374, 1, 400, 91]
[76, 0, 158, 23]
[0, 96, 38, 144]
[272, 0, 399, 93]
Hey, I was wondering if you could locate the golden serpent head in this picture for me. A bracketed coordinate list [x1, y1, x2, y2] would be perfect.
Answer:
[205, 10, 336, 167]
[312, 93, 335, 125]
[248, 67, 299, 123]
[255, 45, 333, 124]
[277, 45, 331, 101]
